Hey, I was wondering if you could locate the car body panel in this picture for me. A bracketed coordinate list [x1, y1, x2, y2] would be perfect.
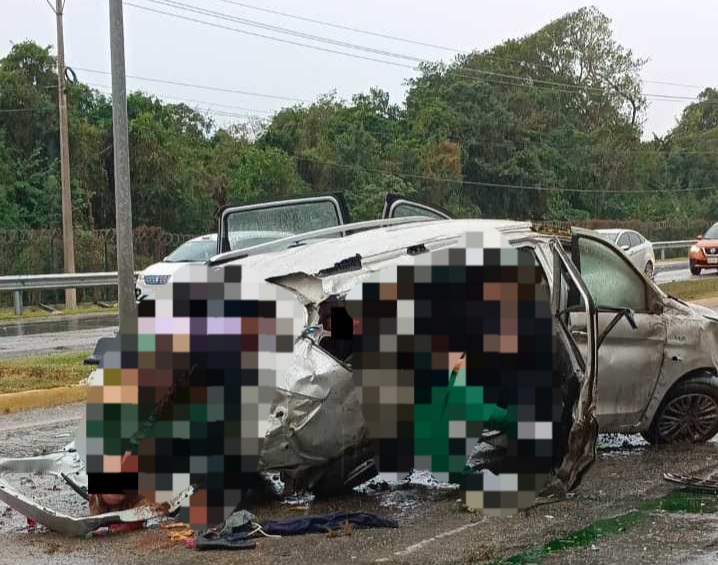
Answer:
[568, 228, 718, 432]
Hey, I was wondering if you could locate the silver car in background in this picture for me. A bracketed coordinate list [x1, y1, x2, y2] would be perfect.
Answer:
[596, 229, 656, 278]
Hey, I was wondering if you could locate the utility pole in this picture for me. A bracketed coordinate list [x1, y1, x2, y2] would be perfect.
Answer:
[55, 0, 77, 309]
[109, 0, 136, 332]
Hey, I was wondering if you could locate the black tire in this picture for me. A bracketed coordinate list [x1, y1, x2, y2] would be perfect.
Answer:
[690, 262, 702, 276]
[310, 443, 378, 498]
[642, 374, 718, 444]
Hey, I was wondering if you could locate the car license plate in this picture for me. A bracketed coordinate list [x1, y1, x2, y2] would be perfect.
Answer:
[708, 258, 718, 265]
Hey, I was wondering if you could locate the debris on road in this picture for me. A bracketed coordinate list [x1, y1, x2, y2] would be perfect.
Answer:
[664, 472, 718, 492]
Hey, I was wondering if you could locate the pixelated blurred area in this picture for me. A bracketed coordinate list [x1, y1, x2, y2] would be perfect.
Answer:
[345, 232, 558, 516]
[83, 264, 304, 530]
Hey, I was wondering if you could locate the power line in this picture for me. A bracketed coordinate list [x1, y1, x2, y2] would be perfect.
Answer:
[124, 0, 718, 106]
[73, 66, 312, 103]
[124, 1, 416, 69]
[138, 0, 425, 64]
[293, 153, 718, 194]
[71, 82, 718, 157]
[208, 0, 714, 91]
[87, 81, 274, 115]
[0, 107, 55, 113]
[209, 0, 463, 53]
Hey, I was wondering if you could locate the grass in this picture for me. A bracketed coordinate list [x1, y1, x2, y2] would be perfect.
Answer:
[0, 303, 117, 322]
[0, 387, 88, 414]
[659, 277, 718, 302]
[0, 350, 91, 394]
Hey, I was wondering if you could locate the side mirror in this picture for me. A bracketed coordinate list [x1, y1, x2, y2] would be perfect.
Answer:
[697, 235, 704, 240]
[621, 244, 630, 251]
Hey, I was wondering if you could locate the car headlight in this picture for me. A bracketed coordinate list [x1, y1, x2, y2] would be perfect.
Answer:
[690, 245, 701, 254]
[136, 273, 145, 285]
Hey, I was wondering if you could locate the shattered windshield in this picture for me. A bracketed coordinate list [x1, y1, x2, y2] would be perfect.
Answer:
[225, 200, 342, 251]
[164, 239, 217, 262]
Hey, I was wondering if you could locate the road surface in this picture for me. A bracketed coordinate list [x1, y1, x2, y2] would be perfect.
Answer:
[654, 261, 718, 285]
[1, 404, 718, 564]
[0, 315, 116, 359]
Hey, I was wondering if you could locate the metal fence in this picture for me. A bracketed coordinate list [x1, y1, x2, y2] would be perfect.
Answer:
[0, 228, 199, 309]
[0, 238, 698, 315]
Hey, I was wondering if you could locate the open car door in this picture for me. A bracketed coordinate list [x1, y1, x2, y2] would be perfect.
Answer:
[217, 193, 351, 254]
[549, 237, 600, 492]
[381, 193, 454, 220]
[568, 228, 666, 431]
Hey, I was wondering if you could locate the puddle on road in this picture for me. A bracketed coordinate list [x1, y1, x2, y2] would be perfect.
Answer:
[0, 316, 117, 337]
[490, 490, 718, 565]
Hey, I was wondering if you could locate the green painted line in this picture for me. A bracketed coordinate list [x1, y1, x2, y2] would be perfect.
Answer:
[488, 491, 718, 565]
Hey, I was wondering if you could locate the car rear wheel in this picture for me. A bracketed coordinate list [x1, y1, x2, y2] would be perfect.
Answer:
[690, 262, 702, 276]
[310, 443, 378, 498]
[642, 374, 718, 444]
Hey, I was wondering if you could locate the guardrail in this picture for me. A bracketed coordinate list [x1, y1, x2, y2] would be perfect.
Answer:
[0, 237, 699, 316]
[652, 240, 696, 261]
[0, 272, 139, 316]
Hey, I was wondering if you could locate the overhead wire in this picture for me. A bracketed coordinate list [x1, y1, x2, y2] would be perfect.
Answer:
[125, 0, 718, 106]
[208, 0, 714, 90]
[291, 153, 718, 194]
[87, 81, 274, 116]
[73, 66, 311, 103]
[0, 107, 55, 113]
[124, 1, 415, 69]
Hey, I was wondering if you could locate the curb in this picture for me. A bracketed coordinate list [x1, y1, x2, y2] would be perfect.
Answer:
[0, 386, 88, 415]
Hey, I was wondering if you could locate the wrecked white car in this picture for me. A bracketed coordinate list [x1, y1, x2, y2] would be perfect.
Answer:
[2, 193, 718, 534]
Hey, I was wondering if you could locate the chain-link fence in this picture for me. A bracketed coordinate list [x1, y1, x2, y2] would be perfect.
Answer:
[0, 228, 200, 308]
[0, 219, 711, 309]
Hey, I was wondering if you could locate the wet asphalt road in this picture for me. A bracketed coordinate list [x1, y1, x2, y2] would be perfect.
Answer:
[2, 404, 718, 564]
[0, 314, 117, 359]
[654, 262, 718, 285]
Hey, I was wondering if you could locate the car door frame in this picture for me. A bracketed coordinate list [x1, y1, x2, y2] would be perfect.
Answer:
[381, 193, 454, 220]
[522, 236, 600, 490]
[569, 227, 667, 430]
[216, 193, 351, 254]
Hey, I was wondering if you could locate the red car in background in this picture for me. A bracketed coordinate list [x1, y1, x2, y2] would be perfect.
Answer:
[689, 222, 718, 275]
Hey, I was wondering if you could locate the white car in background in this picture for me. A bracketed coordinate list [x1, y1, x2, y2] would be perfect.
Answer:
[596, 229, 656, 278]
[135, 230, 297, 300]
[135, 234, 218, 300]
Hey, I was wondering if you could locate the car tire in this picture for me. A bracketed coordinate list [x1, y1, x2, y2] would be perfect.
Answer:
[690, 262, 702, 276]
[644, 261, 654, 279]
[310, 443, 378, 498]
[642, 374, 718, 444]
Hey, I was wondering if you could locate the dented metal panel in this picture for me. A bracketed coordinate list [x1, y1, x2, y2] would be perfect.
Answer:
[260, 336, 366, 473]
[636, 298, 718, 430]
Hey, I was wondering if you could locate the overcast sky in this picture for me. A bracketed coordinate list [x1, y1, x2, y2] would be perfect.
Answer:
[2, 0, 716, 137]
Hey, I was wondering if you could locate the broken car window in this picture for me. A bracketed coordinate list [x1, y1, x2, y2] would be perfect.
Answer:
[391, 202, 447, 220]
[226, 200, 343, 251]
[576, 237, 646, 311]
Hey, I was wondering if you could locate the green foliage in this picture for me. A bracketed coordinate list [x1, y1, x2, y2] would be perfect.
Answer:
[0, 8, 717, 239]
